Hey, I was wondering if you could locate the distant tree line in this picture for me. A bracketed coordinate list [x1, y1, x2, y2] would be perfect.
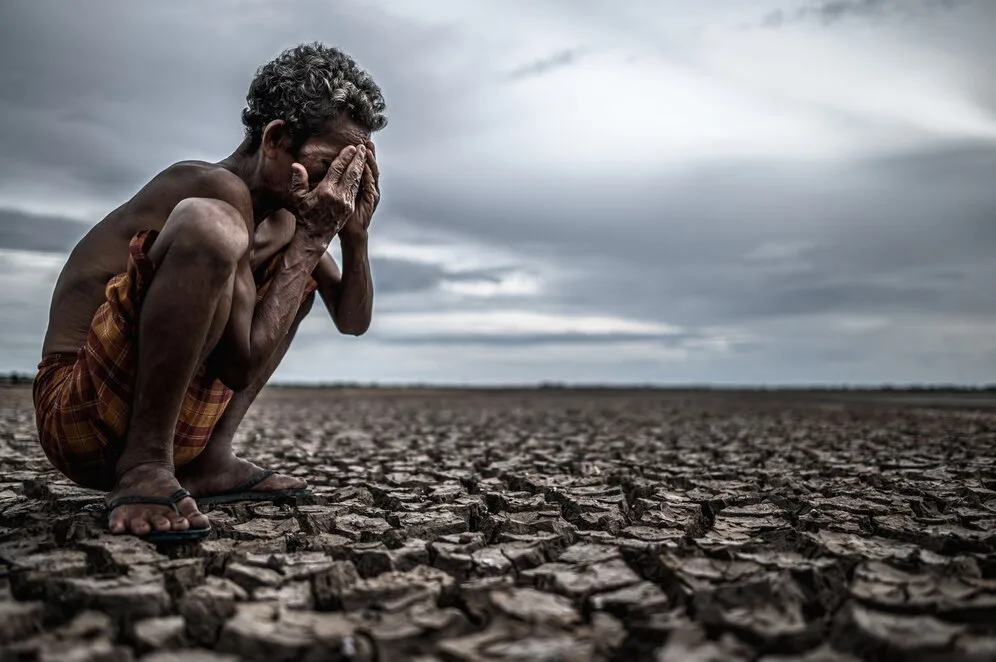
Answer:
[4, 371, 996, 391]
[1, 371, 36, 386]
[266, 381, 996, 392]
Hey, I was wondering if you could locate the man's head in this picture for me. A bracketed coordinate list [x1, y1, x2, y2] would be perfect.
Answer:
[241, 43, 387, 193]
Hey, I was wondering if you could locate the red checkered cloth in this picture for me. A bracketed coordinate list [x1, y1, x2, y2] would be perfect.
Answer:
[32, 229, 317, 489]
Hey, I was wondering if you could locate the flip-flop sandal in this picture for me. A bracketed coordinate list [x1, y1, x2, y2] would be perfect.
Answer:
[195, 469, 312, 507]
[106, 488, 212, 543]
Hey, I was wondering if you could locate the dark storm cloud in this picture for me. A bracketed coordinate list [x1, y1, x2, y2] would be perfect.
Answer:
[0, 0, 457, 203]
[0, 210, 88, 253]
[377, 140, 996, 332]
[375, 332, 694, 346]
[762, 0, 972, 27]
[369, 259, 442, 294]
[370, 259, 522, 295]
[505, 49, 587, 80]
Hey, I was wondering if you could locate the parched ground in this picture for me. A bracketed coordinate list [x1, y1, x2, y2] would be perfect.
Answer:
[1, 386, 995, 662]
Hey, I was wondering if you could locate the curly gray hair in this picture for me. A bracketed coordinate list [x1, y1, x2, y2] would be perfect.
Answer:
[242, 42, 387, 151]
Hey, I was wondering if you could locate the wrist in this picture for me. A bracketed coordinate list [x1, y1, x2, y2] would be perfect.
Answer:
[339, 228, 369, 249]
[288, 233, 330, 259]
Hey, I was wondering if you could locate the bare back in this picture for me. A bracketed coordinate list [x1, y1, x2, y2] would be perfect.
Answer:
[40, 162, 292, 357]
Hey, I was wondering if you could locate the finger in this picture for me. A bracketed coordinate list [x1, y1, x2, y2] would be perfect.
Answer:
[366, 148, 380, 186]
[361, 163, 377, 201]
[339, 146, 367, 198]
[323, 145, 358, 186]
[290, 163, 310, 199]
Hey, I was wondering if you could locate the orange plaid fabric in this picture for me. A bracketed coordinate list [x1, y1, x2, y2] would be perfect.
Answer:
[33, 229, 318, 488]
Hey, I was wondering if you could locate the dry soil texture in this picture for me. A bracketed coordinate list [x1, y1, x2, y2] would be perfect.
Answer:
[1, 386, 995, 662]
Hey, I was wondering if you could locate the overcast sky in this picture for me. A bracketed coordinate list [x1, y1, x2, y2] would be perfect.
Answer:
[1, 0, 995, 386]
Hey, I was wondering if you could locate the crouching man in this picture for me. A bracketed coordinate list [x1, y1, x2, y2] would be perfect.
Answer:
[32, 42, 385, 542]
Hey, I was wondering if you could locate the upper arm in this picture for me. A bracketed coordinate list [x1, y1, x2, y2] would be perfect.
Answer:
[313, 251, 342, 310]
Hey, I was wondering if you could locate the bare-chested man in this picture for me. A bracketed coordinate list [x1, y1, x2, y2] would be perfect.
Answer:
[32, 43, 386, 542]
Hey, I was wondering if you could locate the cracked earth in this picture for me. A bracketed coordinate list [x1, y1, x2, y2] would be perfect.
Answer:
[1, 386, 995, 661]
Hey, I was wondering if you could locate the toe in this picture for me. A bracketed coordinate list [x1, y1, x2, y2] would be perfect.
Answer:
[169, 515, 189, 531]
[176, 497, 210, 530]
[108, 510, 127, 534]
[151, 514, 172, 531]
[129, 516, 152, 536]
[263, 473, 308, 491]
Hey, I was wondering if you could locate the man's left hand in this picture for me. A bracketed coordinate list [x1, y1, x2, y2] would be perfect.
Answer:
[340, 140, 379, 244]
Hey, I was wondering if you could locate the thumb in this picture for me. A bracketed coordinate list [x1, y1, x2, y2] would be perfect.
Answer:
[289, 163, 309, 200]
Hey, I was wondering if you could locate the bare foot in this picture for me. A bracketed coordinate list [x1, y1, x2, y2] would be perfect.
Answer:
[106, 463, 210, 535]
[176, 448, 307, 498]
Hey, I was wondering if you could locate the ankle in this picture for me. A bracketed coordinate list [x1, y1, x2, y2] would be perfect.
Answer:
[189, 443, 235, 465]
[115, 458, 176, 482]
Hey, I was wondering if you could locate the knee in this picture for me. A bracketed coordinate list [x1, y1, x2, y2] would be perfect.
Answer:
[165, 198, 251, 273]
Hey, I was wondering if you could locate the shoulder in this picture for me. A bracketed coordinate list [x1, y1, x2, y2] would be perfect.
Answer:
[167, 161, 252, 216]
[133, 161, 252, 221]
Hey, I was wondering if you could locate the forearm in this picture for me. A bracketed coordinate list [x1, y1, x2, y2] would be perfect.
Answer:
[331, 233, 373, 335]
[243, 238, 325, 383]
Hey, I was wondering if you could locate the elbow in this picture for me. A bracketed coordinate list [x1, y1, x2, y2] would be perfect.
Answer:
[218, 368, 252, 392]
[207, 335, 255, 391]
[211, 353, 253, 391]
[335, 317, 370, 337]
[339, 325, 369, 337]
[222, 373, 252, 392]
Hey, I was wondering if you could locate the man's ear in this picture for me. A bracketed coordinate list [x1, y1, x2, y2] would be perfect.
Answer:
[261, 120, 291, 158]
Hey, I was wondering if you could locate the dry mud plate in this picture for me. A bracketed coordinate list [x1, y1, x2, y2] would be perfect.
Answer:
[2, 386, 996, 661]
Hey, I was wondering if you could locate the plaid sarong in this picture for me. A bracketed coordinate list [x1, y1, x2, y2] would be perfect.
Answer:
[33, 229, 318, 489]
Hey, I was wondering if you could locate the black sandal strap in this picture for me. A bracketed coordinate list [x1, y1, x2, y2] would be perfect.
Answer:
[168, 488, 193, 504]
[107, 495, 180, 513]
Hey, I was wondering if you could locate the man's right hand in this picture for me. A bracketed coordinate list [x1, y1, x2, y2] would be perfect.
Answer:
[288, 144, 367, 250]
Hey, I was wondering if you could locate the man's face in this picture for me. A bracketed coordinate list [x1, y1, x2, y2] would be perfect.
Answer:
[294, 115, 371, 191]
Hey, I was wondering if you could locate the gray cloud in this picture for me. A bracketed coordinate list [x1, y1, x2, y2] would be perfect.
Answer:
[0, 0, 465, 206]
[369, 259, 447, 294]
[762, 0, 972, 27]
[374, 139, 996, 343]
[371, 260, 523, 295]
[505, 49, 587, 80]
[0, 210, 88, 253]
[374, 332, 683, 346]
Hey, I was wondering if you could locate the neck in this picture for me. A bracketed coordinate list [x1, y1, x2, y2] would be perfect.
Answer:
[217, 136, 283, 226]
